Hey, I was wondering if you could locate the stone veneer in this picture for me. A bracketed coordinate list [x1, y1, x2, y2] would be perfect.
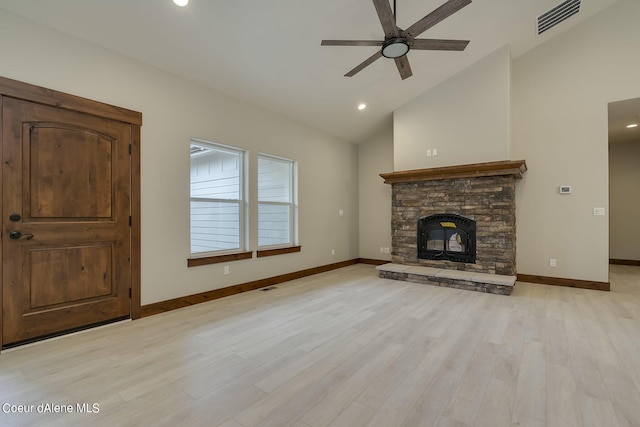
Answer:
[380, 161, 527, 279]
[376, 264, 515, 295]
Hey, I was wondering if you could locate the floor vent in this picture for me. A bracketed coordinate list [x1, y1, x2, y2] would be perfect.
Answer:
[537, 0, 580, 35]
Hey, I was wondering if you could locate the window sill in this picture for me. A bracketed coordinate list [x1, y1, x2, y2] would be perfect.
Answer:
[257, 246, 301, 258]
[188, 251, 253, 267]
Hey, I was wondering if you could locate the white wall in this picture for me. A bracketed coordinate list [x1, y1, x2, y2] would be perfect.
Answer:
[387, 0, 640, 283]
[609, 140, 640, 261]
[393, 46, 511, 171]
[3, 0, 638, 297]
[511, 0, 640, 282]
[358, 123, 393, 261]
[0, 10, 359, 305]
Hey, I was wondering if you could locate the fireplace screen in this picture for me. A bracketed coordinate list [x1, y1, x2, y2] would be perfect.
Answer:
[418, 214, 476, 263]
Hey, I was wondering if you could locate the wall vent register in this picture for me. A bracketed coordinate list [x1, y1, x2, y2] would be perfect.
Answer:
[537, 0, 581, 35]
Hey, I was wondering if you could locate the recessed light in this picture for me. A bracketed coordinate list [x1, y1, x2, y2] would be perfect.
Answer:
[627, 123, 638, 128]
[173, 0, 188, 6]
[358, 103, 366, 111]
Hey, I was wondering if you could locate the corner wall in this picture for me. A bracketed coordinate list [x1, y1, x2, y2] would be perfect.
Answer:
[358, 124, 393, 261]
[511, 0, 640, 282]
[609, 140, 640, 261]
[389, 0, 640, 284]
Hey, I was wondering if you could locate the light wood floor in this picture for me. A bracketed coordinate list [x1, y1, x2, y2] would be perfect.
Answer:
[1, 264, 640, 427]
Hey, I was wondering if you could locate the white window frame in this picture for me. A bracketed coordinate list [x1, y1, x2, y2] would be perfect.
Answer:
[190, 138, 247, 257]
[257, 153, 298, 249]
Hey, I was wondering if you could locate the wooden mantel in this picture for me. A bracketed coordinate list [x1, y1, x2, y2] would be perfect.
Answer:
[380, 160, 527, 184]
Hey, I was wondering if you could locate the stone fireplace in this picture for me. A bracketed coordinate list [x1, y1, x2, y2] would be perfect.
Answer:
[377, 160, 527, 295]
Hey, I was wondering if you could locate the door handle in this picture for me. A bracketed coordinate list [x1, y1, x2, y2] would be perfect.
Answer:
[8, 231, 33, 240]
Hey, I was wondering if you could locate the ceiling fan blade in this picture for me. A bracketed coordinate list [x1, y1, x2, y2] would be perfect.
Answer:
[321, 40, 384, 47]
[372, 0, 399, 38]
[411, 39, 470, 51]
[345, 51, 383, 77]
[405, 0, 472, 39]
[394, 56, 413, 80]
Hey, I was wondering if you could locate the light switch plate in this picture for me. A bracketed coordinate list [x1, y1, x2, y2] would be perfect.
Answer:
[593, 207, 606, 216]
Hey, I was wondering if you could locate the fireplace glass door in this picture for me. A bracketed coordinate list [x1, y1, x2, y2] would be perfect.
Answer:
[418, 214, 476, 263]
[425, 229, 468, 253]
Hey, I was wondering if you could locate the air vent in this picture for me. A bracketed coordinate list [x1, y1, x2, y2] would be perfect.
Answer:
[537, 0, 581, 35]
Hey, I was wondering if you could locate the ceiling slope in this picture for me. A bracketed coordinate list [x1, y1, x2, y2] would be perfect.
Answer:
[0, 0, 620, 142]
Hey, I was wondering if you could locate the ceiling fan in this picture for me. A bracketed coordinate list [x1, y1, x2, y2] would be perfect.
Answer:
[321, 0, 471, 80]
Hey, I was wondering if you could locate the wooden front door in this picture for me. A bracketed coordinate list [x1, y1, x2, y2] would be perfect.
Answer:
[1, 96, 133, 347]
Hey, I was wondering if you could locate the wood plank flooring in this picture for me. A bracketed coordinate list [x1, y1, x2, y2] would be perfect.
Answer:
[1, 264, 639, 426]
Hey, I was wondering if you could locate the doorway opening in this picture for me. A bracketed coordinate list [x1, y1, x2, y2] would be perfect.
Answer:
[608, 97, 640, 268]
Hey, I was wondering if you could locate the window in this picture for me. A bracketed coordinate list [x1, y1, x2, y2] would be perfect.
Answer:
[190, 140, 245, 255]
[258, 154, 297, 248]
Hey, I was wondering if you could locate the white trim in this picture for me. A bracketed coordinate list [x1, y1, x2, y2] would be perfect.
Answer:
[189, 139, 247, 256]
[257, 153, 297, 249]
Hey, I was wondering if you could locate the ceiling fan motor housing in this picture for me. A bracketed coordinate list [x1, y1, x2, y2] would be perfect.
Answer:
[382, 37, 410, 58]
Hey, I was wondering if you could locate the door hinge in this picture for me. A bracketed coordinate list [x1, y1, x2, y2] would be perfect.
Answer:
[129, 216, 132, 226]
[129, 144, 132, 155]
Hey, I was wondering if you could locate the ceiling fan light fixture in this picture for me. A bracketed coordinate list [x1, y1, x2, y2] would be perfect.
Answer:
[321, 0, 472, 78]
[173, 0, 188, 7]
[381, 38, 410, 58]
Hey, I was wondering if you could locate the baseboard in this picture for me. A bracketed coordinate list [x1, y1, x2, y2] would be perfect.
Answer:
[517, 274, 610, 291]
[357, 258, 390, 266]
[610, 259, 640, 266]
[140, 259, 359, 317]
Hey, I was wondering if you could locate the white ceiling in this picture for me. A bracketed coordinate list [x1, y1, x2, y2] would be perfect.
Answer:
[0, 0, 621, 143]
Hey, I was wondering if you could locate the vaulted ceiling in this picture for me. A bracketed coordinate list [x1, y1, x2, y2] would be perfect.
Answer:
[0, 0, 620, 142]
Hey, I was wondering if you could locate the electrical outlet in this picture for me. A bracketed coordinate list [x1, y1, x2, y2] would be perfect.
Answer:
[224, 265, 230, 275]
[338, 209, 344, 216]
[331, 249, 335, 256]
[383, 247, 390, 254]
[427, 149, 432, 157]
[549, 259, 557, 267]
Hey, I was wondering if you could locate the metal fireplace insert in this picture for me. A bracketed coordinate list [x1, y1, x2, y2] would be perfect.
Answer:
[418, 214, 476, 263]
